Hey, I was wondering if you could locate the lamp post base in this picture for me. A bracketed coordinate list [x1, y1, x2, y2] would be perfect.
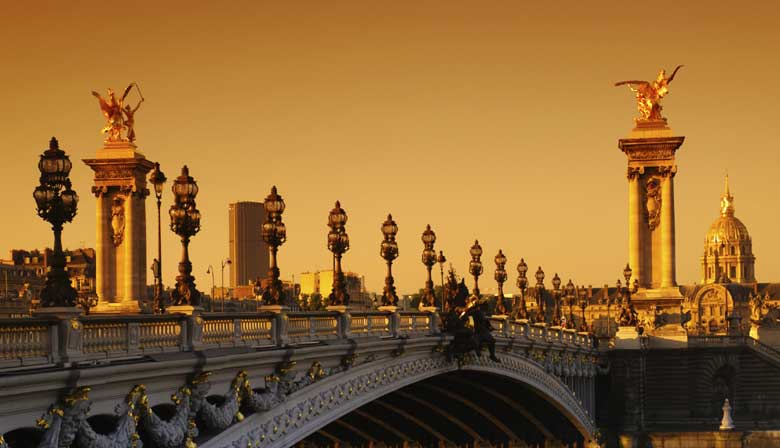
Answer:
[326, 305, 349, 313]
[258, 305, 288, 314]
[168, 305, 202, 316]
[378, 305, 399, 313]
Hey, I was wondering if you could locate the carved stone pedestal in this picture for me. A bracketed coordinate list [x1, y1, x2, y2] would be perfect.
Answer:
[377, 305, 398, 313]
[168, 305, 201, 316]
[257, 305, 288, 314]
[326, 305, 349, 313]
[615, 326, 640, 349]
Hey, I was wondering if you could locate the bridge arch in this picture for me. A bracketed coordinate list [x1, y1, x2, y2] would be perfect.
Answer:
[203, 351, 596, 447]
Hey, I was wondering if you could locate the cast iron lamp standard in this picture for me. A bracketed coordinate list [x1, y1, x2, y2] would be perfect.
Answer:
[206, 265, 216, 311]
[618, 263, 639, 326]
[437, 251, 447, 311]
[327, 201, 350, 308]
[149, 162, 167, 313]
[220, 258, 231, 311]
[379, 214, 399, 310]
[169, 166, 202, 311]
[551, 273, 562, 326]
[515, 259, 529, 320]
[494, 250, 508, 316]
[579, 286, 589, 332]
[420, 225, 437, 310]
[534, 266, 546, 323]
[469, 240, 483, 299]
[565, 279, 577, 329]
[33, 137, 79, 308]
[260, 186, 287, 308]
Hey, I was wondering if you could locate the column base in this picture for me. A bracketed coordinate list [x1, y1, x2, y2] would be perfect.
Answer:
[615, 326, 640, 349]
[326, 305, 349, 313]
[257, 305, 288, 314]
[91, 300, 141, 314]
[377, 305, 398, 313]
[168, 305, 203, 315]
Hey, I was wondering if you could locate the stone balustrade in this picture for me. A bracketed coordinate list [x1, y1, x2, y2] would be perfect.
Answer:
[0, 310, 594, 371]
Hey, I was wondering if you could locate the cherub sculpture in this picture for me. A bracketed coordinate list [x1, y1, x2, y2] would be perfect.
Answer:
[615, 65, 683, 121]
[91, 83, 144, 142]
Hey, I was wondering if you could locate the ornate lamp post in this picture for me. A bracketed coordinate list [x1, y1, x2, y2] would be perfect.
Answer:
[380, 214, 399, 308]
[494, 250, 508, 316]
[469, 240, 483, 298]
[261, 186, 287, 307]
[327, 201, 350, 307]
[169, 166, 202, 309]
[551, 273, 562, 326]
[420, 225, 437, 309]
[565, 279, 576, 329]
[579, 286, 589, 332]
[220, 258, 232, 311]
[149, 163, 167, 313]
[437, 251, 447, 310]
[534, 266, 546, 323]
[33, 137, 79, 308]
[515, 259, 529, 320]
[623, 263, 634, 305]
[206, 265, 215, 311]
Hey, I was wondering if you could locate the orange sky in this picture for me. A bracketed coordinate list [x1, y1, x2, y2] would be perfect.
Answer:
[1, 1, 779, 294]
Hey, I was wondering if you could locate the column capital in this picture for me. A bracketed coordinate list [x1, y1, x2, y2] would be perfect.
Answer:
[627, 167, 644, 180]
[658, 165, 677, 178]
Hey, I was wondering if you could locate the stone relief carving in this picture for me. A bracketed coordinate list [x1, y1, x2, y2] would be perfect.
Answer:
[111, 196, 126, 247]
[644, 177, 662, 231]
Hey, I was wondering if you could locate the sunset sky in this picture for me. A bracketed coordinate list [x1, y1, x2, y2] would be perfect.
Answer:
[1, 1, 779, 295]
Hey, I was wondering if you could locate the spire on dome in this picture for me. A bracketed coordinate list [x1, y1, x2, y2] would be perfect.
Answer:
[720, 173, 734, 217]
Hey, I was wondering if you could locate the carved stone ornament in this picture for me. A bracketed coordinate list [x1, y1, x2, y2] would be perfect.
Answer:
[644, 177, 662, 231]
[111, 196, 126, 247]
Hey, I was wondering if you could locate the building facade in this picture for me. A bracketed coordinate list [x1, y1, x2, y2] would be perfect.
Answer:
[298, 270, 370, 310]
[228, 202, 269, 289]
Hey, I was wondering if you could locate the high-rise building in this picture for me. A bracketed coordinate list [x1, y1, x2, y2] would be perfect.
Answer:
[229, 202, 269, 288]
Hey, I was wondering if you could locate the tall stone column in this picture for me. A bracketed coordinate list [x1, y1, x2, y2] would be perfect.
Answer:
[628, 168, 643, 287]
[660, 166, 677, 288]
[618, 119, 684, 307]
[84, 142, 154, 313]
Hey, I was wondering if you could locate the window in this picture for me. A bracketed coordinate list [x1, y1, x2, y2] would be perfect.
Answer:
[730, 246, 736, 255]
[730, 266, 736, 278]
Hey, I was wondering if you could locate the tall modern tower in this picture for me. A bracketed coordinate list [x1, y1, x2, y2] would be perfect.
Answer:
[229, 202, 269, 288]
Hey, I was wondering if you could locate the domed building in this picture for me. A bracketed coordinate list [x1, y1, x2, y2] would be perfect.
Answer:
[700, 176, 756, 285]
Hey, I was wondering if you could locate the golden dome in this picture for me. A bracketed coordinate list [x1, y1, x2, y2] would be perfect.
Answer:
[706, 215, 751, 245]
[705, 175, 751, 245]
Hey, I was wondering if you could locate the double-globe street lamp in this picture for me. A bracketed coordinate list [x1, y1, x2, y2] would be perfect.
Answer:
[515, 259, 529, 320]
[420, 225, 437, 309]
[551, 273, 562, 326]
[261, 186, 287, 306]
[380, 214, 399, 308]
[437, 251, 447, 311]
[534, 266, 546, 323]
[469, 240, 483, 298]
[148, 162, 167, 313]
[327, 201, 350, 307]
[33, 137, 79, 308]
[494, 250, 508, 315]
[565, 279, 577, 329]
[169, 166, 202, 308]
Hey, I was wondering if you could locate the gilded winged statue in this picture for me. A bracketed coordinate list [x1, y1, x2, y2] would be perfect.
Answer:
[615, 65, 683, 121]
[91, 83, 144, 142]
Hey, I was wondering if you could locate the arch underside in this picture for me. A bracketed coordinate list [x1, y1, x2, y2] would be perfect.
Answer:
[202, 353, 595, 448]
[306, 370, 585, 447]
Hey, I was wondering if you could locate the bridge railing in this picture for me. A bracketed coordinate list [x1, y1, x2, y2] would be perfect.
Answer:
[0, 309, 594, 370]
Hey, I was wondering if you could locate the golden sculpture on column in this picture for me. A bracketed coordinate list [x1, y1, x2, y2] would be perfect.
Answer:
[615, 66, 683, 121]
[91, 83, 145, 143]
[84, 84, 154, 314]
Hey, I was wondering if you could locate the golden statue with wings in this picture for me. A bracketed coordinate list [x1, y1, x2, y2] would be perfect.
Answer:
[615, 66, 683, 121]
[91, 83, 145, 143]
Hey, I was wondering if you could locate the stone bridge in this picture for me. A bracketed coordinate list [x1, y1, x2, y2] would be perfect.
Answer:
[0, 310, 600, 447]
